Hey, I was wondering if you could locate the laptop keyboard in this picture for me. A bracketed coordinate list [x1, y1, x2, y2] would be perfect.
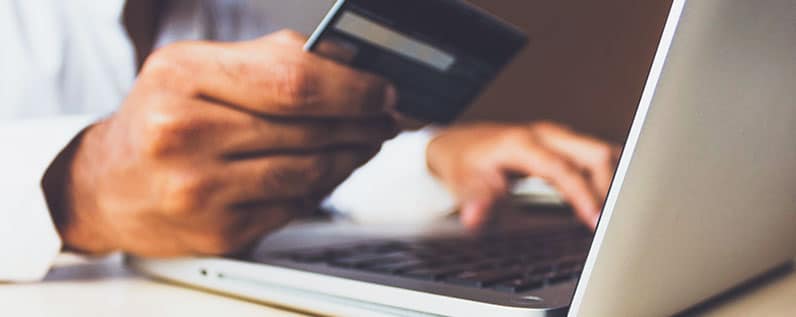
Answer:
[271, 228, 592, 293]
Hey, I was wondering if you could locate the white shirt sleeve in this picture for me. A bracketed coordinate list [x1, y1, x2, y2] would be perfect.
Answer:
[324, 128, 457, 224]
[0, 0, 128, 282]
[0, 116, 96, 282]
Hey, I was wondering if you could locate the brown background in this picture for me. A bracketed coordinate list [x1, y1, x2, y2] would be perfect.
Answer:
[458, 0, 674, 142]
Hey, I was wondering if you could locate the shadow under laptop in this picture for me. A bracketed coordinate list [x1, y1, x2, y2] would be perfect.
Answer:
[675, 262, 795, 316]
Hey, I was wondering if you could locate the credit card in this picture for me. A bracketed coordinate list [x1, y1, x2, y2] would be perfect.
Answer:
[305, 0, 528, 123]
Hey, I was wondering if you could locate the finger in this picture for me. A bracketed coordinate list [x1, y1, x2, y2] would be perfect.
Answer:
[213, 40, 397, 118]
[532, 123, 620, 199]
[220, 147, 380, 203]
[461, 199, 493, 230]
[456, 171, 509, 229]
[273, 30, 358, 64]
[158, 96, 396, 157]
[392, 111, 429, 130]
[231, 201, 300, 244]
[313, 38, 359, 64]
[501, 144, 601, 229]
[219, 114, 397, 158]
[182, 201, 297, 255]
[141, 30, 397, 118]
[222, 198, 320, 256]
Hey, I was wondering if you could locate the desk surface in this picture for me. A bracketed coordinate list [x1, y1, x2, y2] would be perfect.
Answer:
[1, 254, 794, 317]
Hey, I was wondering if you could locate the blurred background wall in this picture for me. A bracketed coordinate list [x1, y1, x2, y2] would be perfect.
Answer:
[264, 0, 674, 143]
[460, 0, 673, 143]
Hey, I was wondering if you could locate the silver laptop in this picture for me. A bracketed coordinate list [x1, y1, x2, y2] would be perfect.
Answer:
[130, 1, 796, 315]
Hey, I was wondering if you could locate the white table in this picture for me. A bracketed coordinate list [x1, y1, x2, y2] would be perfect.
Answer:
[0, 254, 302, 317]
[1, 254, 794, 316]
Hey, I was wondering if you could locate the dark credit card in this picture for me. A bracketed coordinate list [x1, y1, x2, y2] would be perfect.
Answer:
[305, 0, 528, 123]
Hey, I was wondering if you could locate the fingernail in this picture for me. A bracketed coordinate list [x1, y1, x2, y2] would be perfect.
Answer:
[384, 85, 398, 110]
[461, 203, 475, 220]
[590, 212, 601, 229]
[460, 203, 478, 226]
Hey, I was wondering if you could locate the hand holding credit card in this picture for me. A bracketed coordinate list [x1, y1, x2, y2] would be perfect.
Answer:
[305, 0, 527, 123]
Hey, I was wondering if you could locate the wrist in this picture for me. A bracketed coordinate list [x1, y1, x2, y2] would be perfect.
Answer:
[42, 123, 115, 255]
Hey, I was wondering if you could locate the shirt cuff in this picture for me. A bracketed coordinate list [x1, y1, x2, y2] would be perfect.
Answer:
[324, 127, 457, 224]
[0, 115, 97, 282]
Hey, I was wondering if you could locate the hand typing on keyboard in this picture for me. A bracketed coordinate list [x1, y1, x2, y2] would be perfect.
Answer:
[426, 122, 621, 230]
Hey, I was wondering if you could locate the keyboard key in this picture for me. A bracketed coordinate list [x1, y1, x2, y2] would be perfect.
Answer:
[269, 227, 592, 294]
[364, 260, 426, 274]
[286, 250, 339, 263]
[527, 264, 554, 275]
[445, 267, 526, 287]
[401, 265, 469, 281]
[547, 274, 574, 285]
[557, 260, 578, 270]
[329, 253, 395, 268]
[554, 266, 583, 280]
[494, 276, 546, 293]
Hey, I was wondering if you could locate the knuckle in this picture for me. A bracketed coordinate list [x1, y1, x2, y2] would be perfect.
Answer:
[142, 117, 185, 157]
[141, 104, 206, 158]
[141, 43, 192, 79]
[215, 51, 269, 89]
[162, 172, 215, 216]
[141, 48, 178, 76]
[593, 144, 616, 164]
[217, 57, 252, 83]
[139, 44, 196, 90]
[531, 121, 562, 133]
[141, 108, 184, 157]
[507, 127, 531, 139]
[270, 29, 306, 44]
[273, 61, 320, 108]
[500, 127, 534, 146]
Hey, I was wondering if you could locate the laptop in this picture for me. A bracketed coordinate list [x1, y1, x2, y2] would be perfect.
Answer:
[129, 0, 796, 315]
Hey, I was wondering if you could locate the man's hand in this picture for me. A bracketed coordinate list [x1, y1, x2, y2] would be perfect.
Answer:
[426, 122, 621, 230]
[51, 30, 398, 256]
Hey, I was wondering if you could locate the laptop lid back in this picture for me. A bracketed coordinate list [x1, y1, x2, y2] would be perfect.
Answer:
[571, 0, 796, 315]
